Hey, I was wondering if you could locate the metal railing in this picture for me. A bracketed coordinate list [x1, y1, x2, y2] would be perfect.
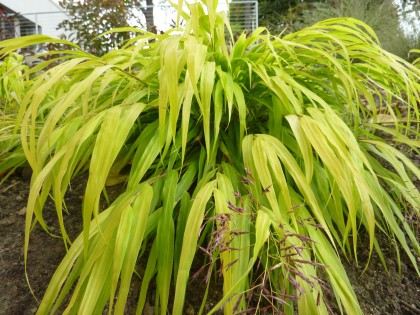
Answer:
[224, 1, 258, 34]
[0, 1, 258, 40]
[0, 11, 69, 40]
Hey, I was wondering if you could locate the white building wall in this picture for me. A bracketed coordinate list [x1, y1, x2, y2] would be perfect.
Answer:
[1, 0, 62, 13]
[1, 0, 68, 38]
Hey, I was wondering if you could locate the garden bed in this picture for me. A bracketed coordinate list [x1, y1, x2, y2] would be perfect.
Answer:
[0, 170, 419, 315]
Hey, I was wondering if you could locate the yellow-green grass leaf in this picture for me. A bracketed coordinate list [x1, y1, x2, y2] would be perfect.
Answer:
[37, 64, 114, 158]
[302, 110, 377, 256]
[19, 58, 88, 171]
[114, 185, 153, 314]
[261, 138, 296, 222]
[213, 80, 223, 155]
[252, 134, 335, 244]
[83, 104, 146, 255]
[365, 140, 420, 202]
[207, 210, 272, 315]
[214, 172, 250, 313]
[136, 239, 158, 314]
[156, 171, 178, 314]
[215, 67, 234, 122]
[76, 244, 114, 315]
[286, 115, 314, 182]
[109, 199, 135, 312]
[362, 174, 420, 274]
[24, 111, 107, 261]
[214, 188, 235, 314]
[65, 186, 151, 314]
[37, 186, 145, 313]
[232, 82, 247, 143]
[0, 34, 79, 56]
[127, 125, 162, 188]
[181, 73, 194, 162]
[174, 192, 192, 278]
[199, 61, 216, 163]
[251, 138, 280, 218]
[307, 221, 363, 315]
[173, 179, 216, 315]
[180, 39, 208, 159]
[297, 117, 361, 250]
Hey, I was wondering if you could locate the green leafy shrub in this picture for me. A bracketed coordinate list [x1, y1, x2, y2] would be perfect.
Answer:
[0, 1, 419, 314]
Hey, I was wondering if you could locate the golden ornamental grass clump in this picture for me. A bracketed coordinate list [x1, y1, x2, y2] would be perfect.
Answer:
[0, 0, 419, 314]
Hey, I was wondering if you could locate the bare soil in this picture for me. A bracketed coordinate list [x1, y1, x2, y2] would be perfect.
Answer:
[0, 170, 419, 315]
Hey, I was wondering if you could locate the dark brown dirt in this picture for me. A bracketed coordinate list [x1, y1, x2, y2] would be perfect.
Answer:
[0, 171, 419, 315]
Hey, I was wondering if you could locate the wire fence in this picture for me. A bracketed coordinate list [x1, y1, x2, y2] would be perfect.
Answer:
[0, 1, 258, 41]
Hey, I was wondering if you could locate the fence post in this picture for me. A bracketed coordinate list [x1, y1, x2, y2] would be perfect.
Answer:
[255, 1, 258, 29]
[35, 14, 38, 34]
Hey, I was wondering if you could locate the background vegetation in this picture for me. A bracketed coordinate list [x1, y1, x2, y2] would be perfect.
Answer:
[258, 0, 419, 59]
[58, 0, 154, 55]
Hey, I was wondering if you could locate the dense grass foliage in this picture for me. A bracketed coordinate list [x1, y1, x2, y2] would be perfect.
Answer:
[0, 53, 30, 180]
[0, 1, 419, 314]
[289, 0, 412, 59]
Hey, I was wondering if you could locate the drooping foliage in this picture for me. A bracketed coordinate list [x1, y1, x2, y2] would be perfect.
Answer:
[0, 0, 419, 314]
[259, 0, 420, 59]
[293, 0, 412, 58]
